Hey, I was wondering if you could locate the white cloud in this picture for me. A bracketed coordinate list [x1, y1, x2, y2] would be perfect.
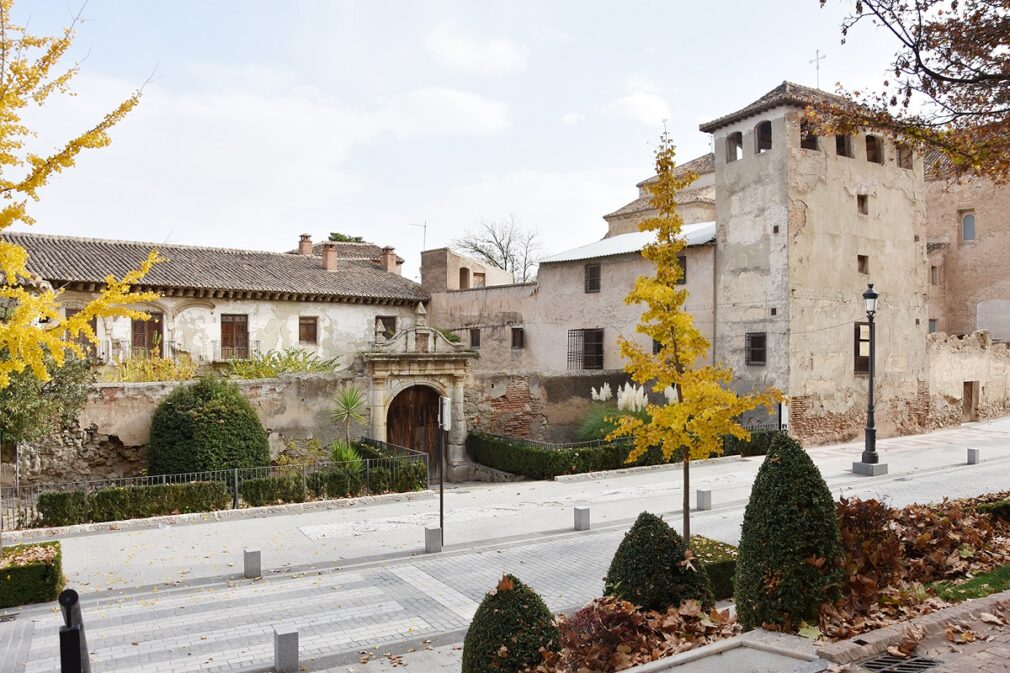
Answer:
[603, 77, 671, 126]
[425, 21, 528, 75]
[378, 87, 510, 138]
[561, 112, 585, 125]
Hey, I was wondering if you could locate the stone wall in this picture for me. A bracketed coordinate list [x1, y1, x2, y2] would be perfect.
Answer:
[16, 371, 364, 485]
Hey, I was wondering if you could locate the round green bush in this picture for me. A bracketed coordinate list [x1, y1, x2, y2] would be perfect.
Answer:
[148, 377, 270, 474]
[734, 433, 843, 631]
[461, 574, 559, 673]
[604, 511, 714, 611]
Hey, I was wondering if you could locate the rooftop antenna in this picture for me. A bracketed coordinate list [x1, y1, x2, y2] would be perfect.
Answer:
[408, 221, 427, 251]
[809, 49, 827, 89]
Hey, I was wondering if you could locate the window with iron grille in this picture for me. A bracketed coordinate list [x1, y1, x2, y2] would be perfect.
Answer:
[470, 327, 481, 348]
[745, 332, 767, 366]
[584, 263, 601, 293]
[299, 316, 318, 344]
[221, 314, 249, 360]
[568, 328, 604, 370]
[511, 327, 524, 349]
[854, 321, 870, 374]
[676, 255, 687, 284]
[376, 316, 397, 338]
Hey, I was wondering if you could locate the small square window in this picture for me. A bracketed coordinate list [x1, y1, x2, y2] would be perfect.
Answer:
[470, 327, 481, 348]
[584, 263, 601, 293]
[770, 307, 777, 316]
[745, 332, 767, 366]
[857, 194, 869, 215]
[511, 327, 524, 349]
[915, 318, 920, 326]
[299, 316, 318, 344]
[836, 135, 854, 158]
[858, 255, 869, 274]
[772, 225, 779, 234]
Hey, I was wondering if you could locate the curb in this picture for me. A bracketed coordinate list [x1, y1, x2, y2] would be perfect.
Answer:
[3, 488, 437, 544]
[816, 587, 1010, 664]
[554, 453, 751, 483]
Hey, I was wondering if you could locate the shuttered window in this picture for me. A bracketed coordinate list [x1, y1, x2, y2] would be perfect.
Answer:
[299, 316, 318, 344]
[221, 314, 249, 359]
[131, 312, 163, 357]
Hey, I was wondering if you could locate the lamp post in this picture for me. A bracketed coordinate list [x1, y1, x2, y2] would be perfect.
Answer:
[853, 283, 887, 476]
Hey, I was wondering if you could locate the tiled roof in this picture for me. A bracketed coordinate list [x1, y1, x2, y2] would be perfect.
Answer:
[541, 221, 717, 264]
[636, 153, 715, 188]
[298, 241, 405, 264]
[2, 231, 428, 304]
[604, 185, 716, 219]
[699, 81, 853, 133]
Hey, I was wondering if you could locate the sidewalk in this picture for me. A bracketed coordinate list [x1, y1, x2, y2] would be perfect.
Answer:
[2, 419, 1009, 673]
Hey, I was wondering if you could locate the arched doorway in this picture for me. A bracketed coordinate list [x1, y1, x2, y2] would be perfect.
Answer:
[387, 385, 441, 467]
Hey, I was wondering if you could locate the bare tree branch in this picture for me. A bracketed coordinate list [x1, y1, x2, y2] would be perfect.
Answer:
[452, 214, 543, 283]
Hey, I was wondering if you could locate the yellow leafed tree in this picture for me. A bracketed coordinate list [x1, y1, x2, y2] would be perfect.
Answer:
[607, 131, 782, 539]
[0, 0, 161, 388]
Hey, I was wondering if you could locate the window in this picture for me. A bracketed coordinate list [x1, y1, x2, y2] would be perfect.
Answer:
[584, 263, 601, 293]
[220, 314, 249, 359]
[653, 339, 662, 355]
[299, 316, 318, 344]
[770, 307, 777, 316]
[854, 322, 870, 374]
[676, 255, 687, 284]
[65, 308, 98, 359]
[473, 272, 486, 288]
[928, 319, 937, 333]
[772, 225, 780, 234]
[961, 211, 976, 241]
[131, 311, 163, 357]
[511, 327, 524, 349]
[865, 135, 884, 164]
[470, 327, 481, 348]
[857, 194, 869, 215]
[567, 328, 604, 370]
[459, 267, 471, 289]
[755, 121, 773, 153]
[858, 255, 869, 275]
[930, 266, 938, 286]
[897, 143, 913, 170]
[800, 122, 818, 150]
[745, 332, 767, 366]
[836, 135, 853, 158]
[726, 132, 743, 162]
[376, 316, 397, 338]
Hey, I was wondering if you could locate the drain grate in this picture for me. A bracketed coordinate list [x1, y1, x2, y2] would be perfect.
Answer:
[0, 614, 17, 623]
[861, 654, 942, 673]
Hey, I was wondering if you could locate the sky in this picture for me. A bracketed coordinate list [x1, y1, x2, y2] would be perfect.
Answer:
[14, 1, 897, 280]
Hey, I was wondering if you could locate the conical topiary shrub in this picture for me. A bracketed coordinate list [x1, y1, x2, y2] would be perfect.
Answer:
[604, 511, 714, 611]
[734, 433, 843, 631]
[461, 574, 559, 673]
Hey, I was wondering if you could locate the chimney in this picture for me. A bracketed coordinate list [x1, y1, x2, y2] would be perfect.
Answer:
[298, 233, 313, 255]
[381, 246, 398, 274]
[322, 242, 337, 271]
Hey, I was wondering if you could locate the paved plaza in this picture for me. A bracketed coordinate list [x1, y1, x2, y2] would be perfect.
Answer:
[3, 418, 1010, 672]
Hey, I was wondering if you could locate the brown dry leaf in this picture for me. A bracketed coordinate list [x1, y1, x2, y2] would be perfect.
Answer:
[887, 645, 908, 658]
[980, 612, 1004, 625]
[497, 645, 509, 659]
[497, 575, 514, 593]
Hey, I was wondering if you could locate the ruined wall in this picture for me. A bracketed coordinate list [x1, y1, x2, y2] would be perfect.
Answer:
[924, 178, 1010, 340]
[926, 331, 1010, 425]
[17, 371, 364, 485]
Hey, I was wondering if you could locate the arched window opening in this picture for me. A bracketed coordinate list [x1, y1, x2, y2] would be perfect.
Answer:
[755, 121, 773, 154]
[726, 132, 743, 162]
[961, 211, 976, 241]
[459, 267, 471, 289]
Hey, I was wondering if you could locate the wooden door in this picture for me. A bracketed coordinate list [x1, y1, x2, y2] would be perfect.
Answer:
[387, 386, 440, 468]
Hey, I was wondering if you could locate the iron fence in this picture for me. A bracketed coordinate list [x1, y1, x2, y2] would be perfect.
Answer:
[0, 444, 428, 531]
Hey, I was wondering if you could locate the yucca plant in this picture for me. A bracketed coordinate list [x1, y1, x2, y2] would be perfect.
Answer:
[332, 386, 368, 448]
[330, 441, 364, 471]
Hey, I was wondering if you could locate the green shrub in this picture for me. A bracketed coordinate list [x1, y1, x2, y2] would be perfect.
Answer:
[313, 465, 362, 498]
[148, 377, 270, 475]
[88, 482, 230, 522]
[976, 499, 1010, 523]
[605, 512, 714, 611]
[466, 432, 665, 479]
[36, 490, 88, 527]
[723, 430, 785, 457]
[691, 536, 738, 601]
[461, 574, 559, 673]
[735, 434, 843, 631]
[330, 442, 364, 471]
[239, 475, 306, 507]
[0, 542, 64, 608]
[226, 348, 338, 378]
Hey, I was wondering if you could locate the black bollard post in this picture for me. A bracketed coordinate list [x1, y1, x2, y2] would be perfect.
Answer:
[58, 589, 91, 673]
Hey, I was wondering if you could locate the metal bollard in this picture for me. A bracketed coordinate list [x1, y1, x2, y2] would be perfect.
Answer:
[273, 626, 299, 673]
[967, 447, 981, 465]
[697, 490, 713, 511]
[574, 507, 590, 531]
[243, 548, 261, 579]
[58, 589, 91, 673]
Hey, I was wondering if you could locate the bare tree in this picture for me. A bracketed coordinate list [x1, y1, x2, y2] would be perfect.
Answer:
[452, 215, 542, 282]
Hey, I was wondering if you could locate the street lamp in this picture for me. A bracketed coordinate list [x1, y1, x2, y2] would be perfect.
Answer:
[853, 283, 887, 476]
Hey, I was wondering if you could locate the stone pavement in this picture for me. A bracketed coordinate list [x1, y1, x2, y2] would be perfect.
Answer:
[2, 418, 1010, 673]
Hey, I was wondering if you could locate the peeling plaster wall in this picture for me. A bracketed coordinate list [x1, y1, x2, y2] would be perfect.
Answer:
[59, 291, 417, 364]
[786, 113, 928, 443]
[926, 331, 1010, 425]
[925, 178, 1010, 340]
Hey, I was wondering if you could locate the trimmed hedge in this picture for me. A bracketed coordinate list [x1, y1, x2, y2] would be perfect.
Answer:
[34, 481, 229, 527]
[976, 499, 1010, 523]
[0, 542, 64, 608]
[148, 377, 270, 475]
[309, 465, 362, 499]
[239, 475, 307, 507]
[691, 536, 738, 601]
[467, 431, 786, 479]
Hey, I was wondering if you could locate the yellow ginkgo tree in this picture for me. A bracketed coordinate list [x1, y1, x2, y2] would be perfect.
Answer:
[607, 131, 782, 539]
[0, 0, 161, 389]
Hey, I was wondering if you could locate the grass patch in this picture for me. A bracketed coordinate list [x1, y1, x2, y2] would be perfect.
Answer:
[935, 563, 1010, 602]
